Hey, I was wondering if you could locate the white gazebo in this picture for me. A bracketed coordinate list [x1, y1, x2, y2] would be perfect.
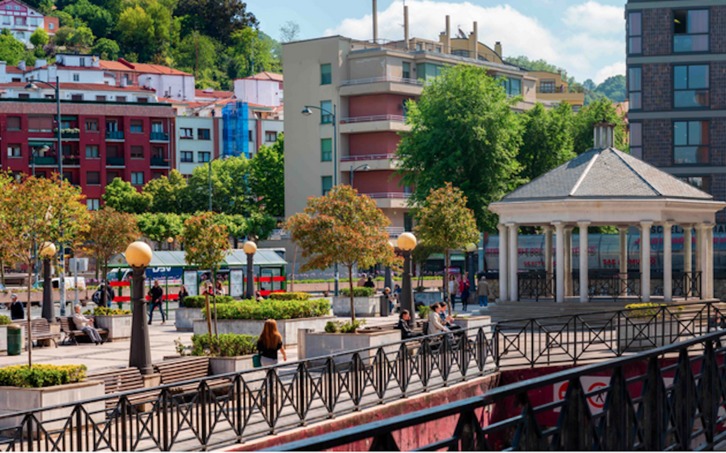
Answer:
[489, 125, 725, 303]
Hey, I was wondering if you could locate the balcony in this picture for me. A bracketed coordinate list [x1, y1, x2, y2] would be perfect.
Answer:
[339, 76, 423, 96]
[106, 130, 125, 141]
[339, 115, 409, 134]
[60, 129, 80, 140]
[341, 153, 399, 171]
[33, 156, 57, 166]
[62, 157, 80, 166]
[150, 157, 170, 167]
[364, 192, 411, 209]
[150, 131, 169, 142]
[106, 157, 125, 166]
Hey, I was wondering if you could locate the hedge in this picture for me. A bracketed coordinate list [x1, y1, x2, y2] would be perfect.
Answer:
[191, 333, 258, 357]
[181, 295, 235, 308]
[269, 292, 310, 301]
[214, 298, 330, 320]
[0, 364, 87, 388]
[0, 315, 10, 326]
[93, 307, 131, 316]
[339, 287, 375, 297]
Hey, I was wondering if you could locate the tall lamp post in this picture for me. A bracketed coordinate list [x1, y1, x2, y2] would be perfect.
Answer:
[301, 104, 340, 297]
[349, 163, 370, 188]
[398, 232, 417, 327]
[39, 242, 56, 322]
[466, 242, 477, 297]
[26, 76, 65, 315]
[243, 241, 257, 299]
[126, 241, 153, 375]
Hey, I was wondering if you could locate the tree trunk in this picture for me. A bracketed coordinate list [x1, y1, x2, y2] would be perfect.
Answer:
[348, 264, 355, 324]
[290, 245, 298, 292]
[26, 257, 33, 368]
[204, 291, 212, 340]
[0, 258, 5, 287]
[212, 269, 218, 340]
[101, 260, 108, 307]
[443, 249, 450, 314]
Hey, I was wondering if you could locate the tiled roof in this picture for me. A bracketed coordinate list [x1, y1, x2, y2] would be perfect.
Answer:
[194, 89, 234, 99]
[99, 59, 191, 76]
[0, 82, 155, 92]
[501, 147, 712, 202]
[242, 71, 283, 82]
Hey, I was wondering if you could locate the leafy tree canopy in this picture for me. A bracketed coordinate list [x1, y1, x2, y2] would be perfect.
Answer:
[250, 134, 284, 218]
[518, 102, 576, 182]
[572, 97, 628, 153]
[0, 30, 26, 66]
[81, 207, 140, 279]
[175, 0, 257, 46]
[102, 177, 151, 213]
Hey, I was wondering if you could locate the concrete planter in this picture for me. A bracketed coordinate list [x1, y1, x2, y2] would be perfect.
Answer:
[94, 315, 132, 341]
[453, 315, 492, 333]
[193, 316, 335, 346]
[333, 296, 379, 317]
[618, 318, 675, 352]
[209, 354, 256, 375]
[414, 291, 444, 306]
[175, 307, 203, 332]
[0, 380, 105, 431]
[298, 328, 401, 365]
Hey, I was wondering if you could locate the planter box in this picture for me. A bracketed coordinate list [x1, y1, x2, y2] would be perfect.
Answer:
[209, 355, 256, 375]
[175, 307, 203, 332]
[453, 315, 492, 333]
[193, 316, 335, 346]
[333, 296, 380, 317]
[94, 315, 132, 341]
[0, 380, 105, 431]
[298, 328, 401, 365]
[618, 319, 675, 352]
[414, 291, 444, 306]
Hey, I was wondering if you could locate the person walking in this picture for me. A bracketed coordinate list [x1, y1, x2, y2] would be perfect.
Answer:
[8, 294, 23, 320]
[177, 285, 189, 307]
[257, 319, 287, 366]
[461, 279, 471, 311]
[477, 275, 491, 307]
[73, 305, 104, 344]
[147, 280, 166, 325]
[448, 275, 458, 309]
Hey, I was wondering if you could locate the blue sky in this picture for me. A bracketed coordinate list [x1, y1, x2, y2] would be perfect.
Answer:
[246, 0, 627, 83]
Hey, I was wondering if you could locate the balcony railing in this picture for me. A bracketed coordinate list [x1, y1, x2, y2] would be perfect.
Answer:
[341, 153, 397, 162]
[385, 226, 405, 237]
[62, 157, 80, 166]
[106, 130, 124, 140]
[60, 130, 80, 139]
[106, 157, 125, 166]
[340, 115, 406, 124]
[340, 76, 423, 87]
[366, 192, 411, 199]
[150, 157, 170, 167]
[33, 156, 57, 165]
[150, 131, 169, 141]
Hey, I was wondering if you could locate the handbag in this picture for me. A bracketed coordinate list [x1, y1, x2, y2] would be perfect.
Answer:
[252, 354, 262, 368]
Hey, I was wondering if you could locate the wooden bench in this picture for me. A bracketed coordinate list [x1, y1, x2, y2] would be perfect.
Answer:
[154, 357, 229, 395]
[27, 318, 60, 348]
[58, 317, 108, 345]
[87, 367, 155, 409]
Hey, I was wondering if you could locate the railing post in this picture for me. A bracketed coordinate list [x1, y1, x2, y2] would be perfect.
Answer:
[161, 391, 170, 451]
[75, 405, 83, 451]
[493, 324, 500, 368]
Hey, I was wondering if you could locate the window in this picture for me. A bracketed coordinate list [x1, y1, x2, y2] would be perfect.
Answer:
[499, 77, 522, 96]
[86, 199, 100, 211]
[629, 122, 642, 159]
[86, 171, 100, 185]
[131, 146, 144, 158]
[265, 131, 277, 142]
[321, 176, 333, 196]
[628, 67, 642, 110]
[27, 116, 53, 132]
[320, 100, 333, 124]
[180, 128, 193, 139]
[248, 130, 253, 141]
[72, 73, 79, 82]
[627, 12, 642, 55]
[7, 144, 21, 158]
[130, 120, 143, 133]
[402, 62, 411, 80]
[137, 97, 148, 103]
[151, 122, 163, 132]
[674, 121, 709, 164]
[540, 80, 556, 93]
[180, 151, 193, 163]
[131, 172, 144, 186]
[199, 151, 211, 163]
[320, 63, 332, 85]
[116, 96, 126, 102]
[320, 138, 332, 162]
[85, 119, 98, 131]
[7, 116, 20, 130]
[71, 94, 83, 101]
[48, 22, 54, 30]
[14, 16, 25, 25]
[96, 95, 106, 102]
[674, 10, 709, 52]
[197, 128, 210, 140]
[18, 93, 30, 99]
[107, 145, 120, 157]
[674, 65, 709, 108]
[680, 176, 710, 193]
[85, 145, 99, 158]
[106, 120, 118, 132]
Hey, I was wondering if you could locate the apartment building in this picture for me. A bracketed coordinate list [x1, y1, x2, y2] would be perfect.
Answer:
[0, 0, 57, 45]
[527, 71, 585, 111]
[626, 0, 726, 221]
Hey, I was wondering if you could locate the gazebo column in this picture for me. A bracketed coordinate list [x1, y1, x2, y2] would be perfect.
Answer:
[553, 222, 565, 303]
[707, 224, 714, 299]
[696, 224, 704, 298]
[497, 224, 508, 302]
[684, 226, 692, 296]
[508, 223, 518, 301]
[618, 226, 628, 296]
[640, 221, 652, 302]
[564, 227, 573, 298]
[544, 226, 553, 295]
[662, 221, 672, 302]
[578, 221, 590, 303]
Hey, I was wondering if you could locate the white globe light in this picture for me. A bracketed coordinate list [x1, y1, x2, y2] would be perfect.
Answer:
[125, 241, 153, 267]
[398, 232, 417, 252]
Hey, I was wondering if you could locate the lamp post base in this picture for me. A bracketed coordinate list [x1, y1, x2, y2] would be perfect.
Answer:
[129, 266, 152, 375]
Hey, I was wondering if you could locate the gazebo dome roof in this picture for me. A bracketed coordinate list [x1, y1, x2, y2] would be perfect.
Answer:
[502, 147, 712, 203]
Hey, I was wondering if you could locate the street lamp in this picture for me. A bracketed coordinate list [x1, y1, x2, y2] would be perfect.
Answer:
[126, 241, 153, 375]
[167, 236, 174, 251]
[302, 103, 340, 296]
[39, 242, 56, 322]
[384, 240, 394, 293]
[243, 241, 257, 299]
[349, 163, 369, 188]
[466, 242, 478, 300]
[398, 232, 417, 326]
[25, 76, 66, 315]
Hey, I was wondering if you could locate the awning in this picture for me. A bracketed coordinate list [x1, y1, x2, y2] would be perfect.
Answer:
[108, 249, 287, 268]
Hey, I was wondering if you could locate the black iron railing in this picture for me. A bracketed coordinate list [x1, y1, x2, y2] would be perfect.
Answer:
[2, 301, 725, 451]
[518, 270, 554, 301]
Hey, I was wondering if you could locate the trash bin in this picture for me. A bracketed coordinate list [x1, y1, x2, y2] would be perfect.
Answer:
[7, 324, 21, 356]
[379, 295, 390, 317]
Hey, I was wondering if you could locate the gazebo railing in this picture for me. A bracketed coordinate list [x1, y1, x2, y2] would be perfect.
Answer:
[517, 270, 554, 301]
[672, 271, 702, 299]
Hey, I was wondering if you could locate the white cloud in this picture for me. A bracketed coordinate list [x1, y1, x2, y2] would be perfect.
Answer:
[594, 61, 626, 84]
[324, 0, 625, 82]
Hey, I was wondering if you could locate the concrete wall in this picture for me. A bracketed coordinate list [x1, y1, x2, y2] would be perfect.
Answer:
[234, 79, 283, 106]
[175, 116, 217, 176]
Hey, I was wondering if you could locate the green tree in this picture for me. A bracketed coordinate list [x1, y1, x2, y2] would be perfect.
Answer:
[115, 5, 156, 62]
[397, 65, 523, 232]
[102, 178, 151, 213]
[63, 0, 114, 38]
[414, 183, 479, 310]
[593, 75, 626, 102]
[175, 0, 257, 46]
[68, 25, 95, 52]
[81, 208, 140, 283]
[213, 214, 246, 247]
[182, 212, 229, 342]
[572, 97, 628, 153]
[229, 27, 280, 77]
[244, 211, 276, 242]
[136, 213, 185, 247]
[143, 170, 188, 213]
[185, 156, 253, 214]
[518, 102, 576, 182]
[505, 55, 565, 75]
[0, 30, 26, 66]
[173, 31, 218, 77]
[30, 28, 49, 48]
[286, 186, 397, 323]
[250, 134, 284, 217]
[92, 38, 120, 60]
[0, 173, 15, 286]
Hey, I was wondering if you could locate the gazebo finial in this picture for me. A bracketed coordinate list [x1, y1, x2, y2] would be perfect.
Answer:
[593, 122, 615, 149]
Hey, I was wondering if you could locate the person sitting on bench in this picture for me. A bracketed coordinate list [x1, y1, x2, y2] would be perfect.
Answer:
[73, 305, 104, 345]
[395, 310, 423, 340]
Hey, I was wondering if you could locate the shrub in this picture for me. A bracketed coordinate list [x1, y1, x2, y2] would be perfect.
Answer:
[417, 304, 431, 319]
[0, 315, 10, 325]
[93, 307, 131, 316]
[323, 319, 365, 333]
[339, 287, 375, 297]
[0, 364, 86, 388]
[191, 333, 258, 357]
[214, 298, 330, 320]
[324, 321, 339, 333]
[625, 303, 666, 318]
[181, 295, 235, 308]
[269, 292, 310, 301]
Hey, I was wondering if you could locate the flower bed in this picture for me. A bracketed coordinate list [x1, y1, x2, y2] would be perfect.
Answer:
[90, 307, 132, 341]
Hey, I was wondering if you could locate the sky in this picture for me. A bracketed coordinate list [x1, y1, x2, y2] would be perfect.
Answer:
[246, 0, 627, 84]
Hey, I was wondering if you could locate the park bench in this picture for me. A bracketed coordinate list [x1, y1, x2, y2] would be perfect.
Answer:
[87, 367, 155, 409]
[23, 318, 61, 348]
[153, 357, 229, 396]
[58, 316, 108, 345]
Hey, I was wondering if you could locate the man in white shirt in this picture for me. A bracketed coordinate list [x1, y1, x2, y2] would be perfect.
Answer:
[72, 305, 104, 345]
[427, 303, 450, 335]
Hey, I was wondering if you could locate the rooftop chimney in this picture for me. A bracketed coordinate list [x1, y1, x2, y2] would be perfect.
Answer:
[34, 59, 46, 69]
[472, 22, 478, 60]
[372, 0, 378, 44]
[404, 5, 409, 50]
[445, 15, 451, 53]
[593, 122, 615, 149]
[494, 41, 502, 57]
[18, 61, 25, 71]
